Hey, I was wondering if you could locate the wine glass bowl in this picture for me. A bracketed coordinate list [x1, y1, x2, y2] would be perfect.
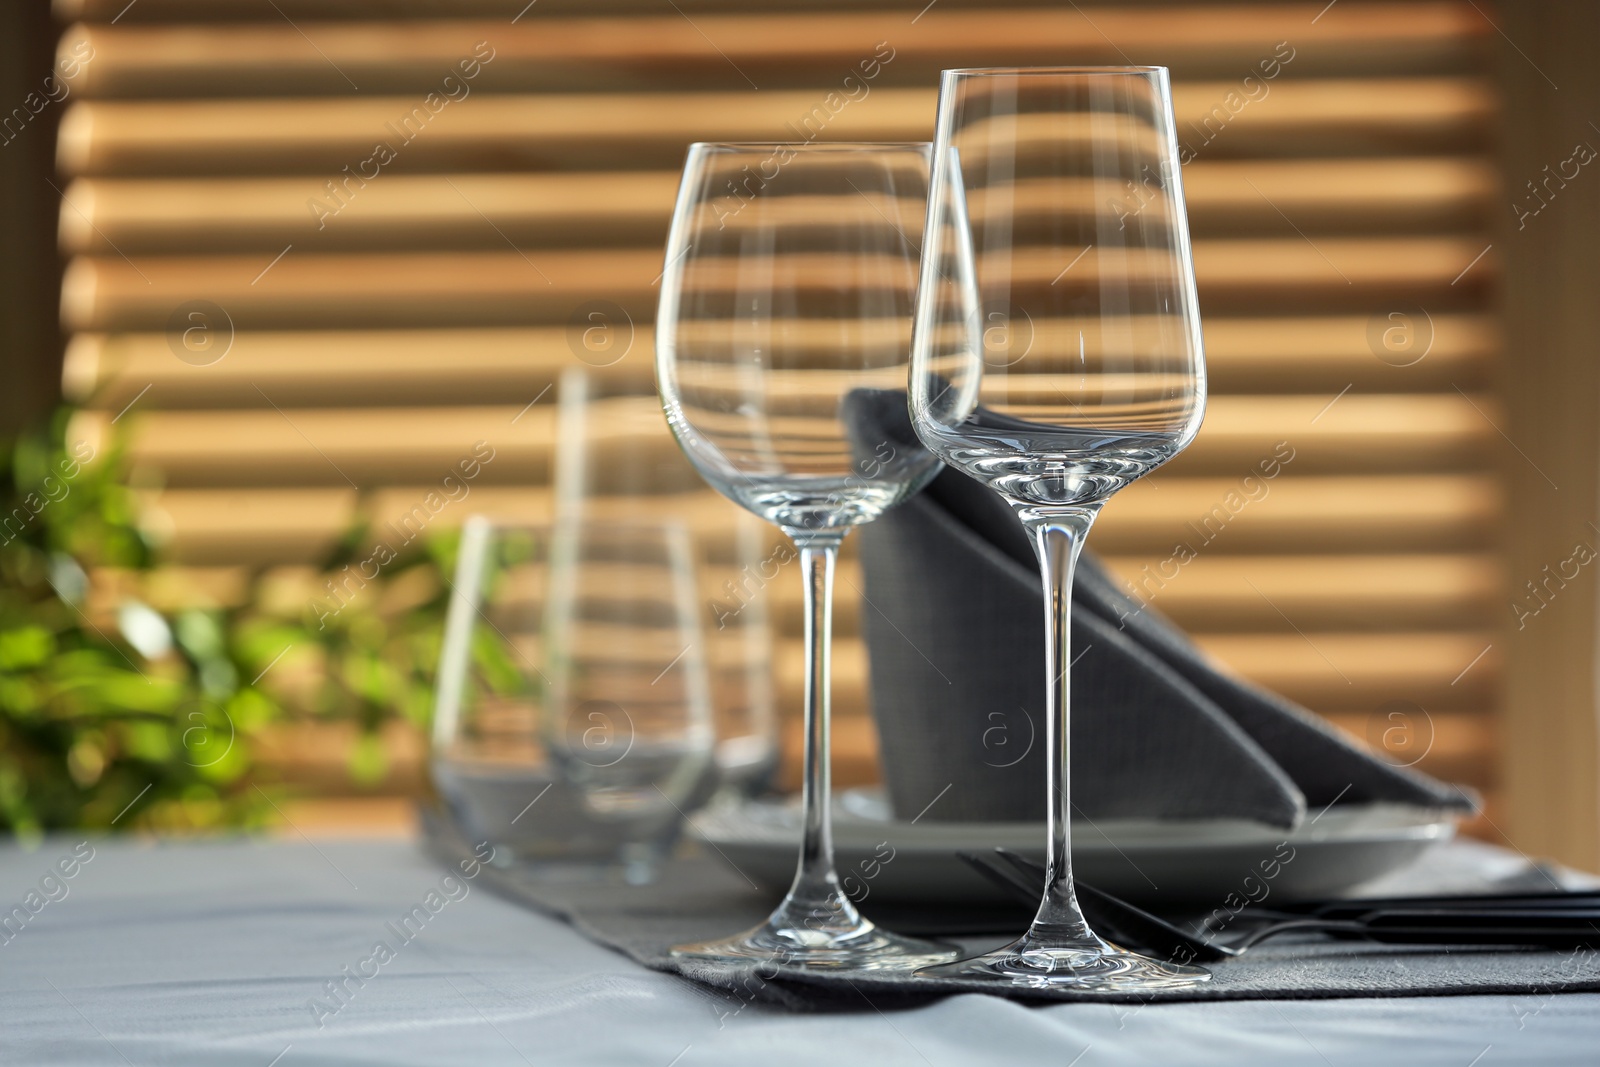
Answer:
[912, 67, 1206, 513]
[658, 143, 942, 535]
[910, 68, 1210, 990]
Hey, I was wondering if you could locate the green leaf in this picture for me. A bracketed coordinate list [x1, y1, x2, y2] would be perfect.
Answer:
[0, 625, 54, 670]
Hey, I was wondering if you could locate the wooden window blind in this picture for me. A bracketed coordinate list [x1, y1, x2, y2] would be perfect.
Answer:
[52, 0, 1503, 831]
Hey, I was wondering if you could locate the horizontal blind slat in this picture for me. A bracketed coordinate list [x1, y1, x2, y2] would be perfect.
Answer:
[72, 393, 1499, 490]
[61, 237, 1498, 330]
[67, 314, 1496, 410]
[61, 4, 1488, 96]
[58, 158, 1497, 254]
[56, 79, 1495, 176]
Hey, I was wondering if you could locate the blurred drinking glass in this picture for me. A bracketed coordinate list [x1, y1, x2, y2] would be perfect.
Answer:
[430, 516, 715, 884]
[555, 368, 780, 800]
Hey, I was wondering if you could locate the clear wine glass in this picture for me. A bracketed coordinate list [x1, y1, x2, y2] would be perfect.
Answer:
[656, 142, 956, 971]
[908, 68, 1211, 989]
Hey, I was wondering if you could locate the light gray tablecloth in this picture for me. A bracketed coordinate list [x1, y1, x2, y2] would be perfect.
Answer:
[3, 837, 1598, 1066]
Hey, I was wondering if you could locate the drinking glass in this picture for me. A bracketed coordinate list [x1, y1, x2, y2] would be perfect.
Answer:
[554, 368, 780, 799]
[431, 516, 716, 884]
[656, 142, 955, 970]
[908, 68, 1210, 989]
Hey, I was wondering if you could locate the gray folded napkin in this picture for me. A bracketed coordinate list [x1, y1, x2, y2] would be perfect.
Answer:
[845, 391, 1476, 827]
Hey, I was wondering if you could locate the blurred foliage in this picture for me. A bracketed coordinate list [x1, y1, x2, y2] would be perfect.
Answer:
[0, 411, 456, 836]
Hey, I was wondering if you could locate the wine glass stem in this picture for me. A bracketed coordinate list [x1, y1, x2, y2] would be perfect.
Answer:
[1020, 505, 1103, 938]
[782, 531, 857, 928]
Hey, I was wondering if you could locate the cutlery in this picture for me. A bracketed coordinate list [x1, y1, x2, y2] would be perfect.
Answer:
[961, 850, 1600, 962]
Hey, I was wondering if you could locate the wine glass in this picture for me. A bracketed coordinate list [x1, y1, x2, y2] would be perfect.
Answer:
[908, 68, 1210, 989]
[655, 142, 956, 970]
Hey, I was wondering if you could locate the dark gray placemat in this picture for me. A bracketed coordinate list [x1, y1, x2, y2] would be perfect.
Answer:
[422, 814, 1600, 1009]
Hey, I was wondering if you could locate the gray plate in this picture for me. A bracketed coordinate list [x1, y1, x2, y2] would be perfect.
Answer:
[690, 788, 1459, 907]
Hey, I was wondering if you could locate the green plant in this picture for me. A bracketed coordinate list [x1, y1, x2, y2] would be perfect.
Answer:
[284, 520, 456, 786]
[0, 409, 247, 833]
[0, 410, 456, 836]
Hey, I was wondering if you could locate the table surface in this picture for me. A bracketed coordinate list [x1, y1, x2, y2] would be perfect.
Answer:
[2, 837, 1597, 1067]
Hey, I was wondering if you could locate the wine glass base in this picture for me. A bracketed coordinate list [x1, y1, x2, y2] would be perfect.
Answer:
[915, 933, 1210, 991]
[671, 917, 959, 973]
